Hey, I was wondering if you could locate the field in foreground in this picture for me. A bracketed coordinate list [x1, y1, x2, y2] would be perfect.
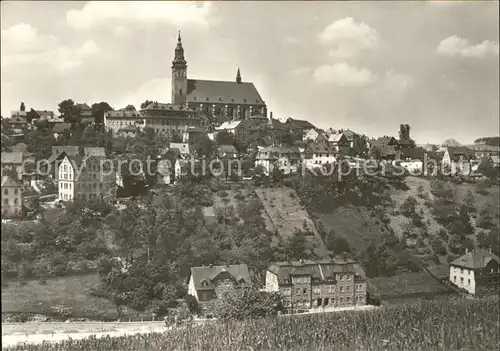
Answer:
[4, 295, 499, 351]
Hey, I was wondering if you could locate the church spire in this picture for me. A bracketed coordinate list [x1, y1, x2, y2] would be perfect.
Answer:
[236, 67, 241, 84]
[172, 30, 186, 66]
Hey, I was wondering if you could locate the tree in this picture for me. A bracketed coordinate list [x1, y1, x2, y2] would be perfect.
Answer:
[463, 190, 476, 213]
[91, 102, 113, 125]
[214, 287, 283, 320]
[215, 130, 235, 146]
[125, 104, 136, 111]
[400, 196, 418, 217]
[140, 100, 154, 109]
[58, 99, 81, 125]
[476, 206, 494, 229]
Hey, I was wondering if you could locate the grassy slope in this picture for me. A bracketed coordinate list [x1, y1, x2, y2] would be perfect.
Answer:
[254, 187, 330, 257]
[1, 274, 141, 320]
[316, 177, 500, 297]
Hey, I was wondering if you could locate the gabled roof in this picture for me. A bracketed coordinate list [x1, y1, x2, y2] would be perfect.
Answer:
[370, 136, 398, 148]
[215, 121, 242, 131]
[328, 132, 349, 144]
[187, 79, 265, 106]
[267, 260, 364, 285]
[451, 249, 499, 269]
[51, 123, 71, 134]
[170, 143, 190, 155]
[1, 175, 22, 187]
[341, 129, 357, 141]
[1, 151, 23, 164]
[490, 155, 500, 163]
[444, 146, 473, 161]
[286, 118, 315, 130]
[190, 264, 252, 291]
[76, 103, 91, 110]
[397, 147, 426, 160]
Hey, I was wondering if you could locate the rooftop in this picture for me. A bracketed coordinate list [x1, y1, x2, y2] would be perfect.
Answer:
[190, 263, 252, 291]
[451, 249, 499, 269]
[187, 79, 265, 105]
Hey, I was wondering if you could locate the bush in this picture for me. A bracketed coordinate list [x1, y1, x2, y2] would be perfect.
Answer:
[401, 196, 418, 217]
[214, 287, 283, 320]
[433, 242, 447, 255]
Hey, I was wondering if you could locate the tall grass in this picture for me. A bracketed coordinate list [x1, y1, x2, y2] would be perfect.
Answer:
[5, 296, 499, 351]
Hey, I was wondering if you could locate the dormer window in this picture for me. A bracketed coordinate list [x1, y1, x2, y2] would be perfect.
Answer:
[231, 98, 234, 102]
[244, 99, 247, 103]
[194, 97, 197, 101]
[206, 97, 210, 101]
[202, 280, 209, 287]
[219, 97, 222, 101]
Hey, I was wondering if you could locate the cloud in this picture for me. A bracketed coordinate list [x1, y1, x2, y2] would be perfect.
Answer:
[1, 23, 102, 73]
[437, 35, 499, 58]
[66, 1, 213, 30]
[113, 77, 171, 110]
[313, 63, 376, 86]
[319, 17, 379, 58]
[383, 70, 413, 92]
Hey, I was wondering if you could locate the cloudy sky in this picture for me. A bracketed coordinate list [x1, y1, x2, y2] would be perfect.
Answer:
[1, 1, 498, 144]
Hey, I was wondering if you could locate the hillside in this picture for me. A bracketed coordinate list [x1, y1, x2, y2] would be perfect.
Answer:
[254, 187, 330, 257]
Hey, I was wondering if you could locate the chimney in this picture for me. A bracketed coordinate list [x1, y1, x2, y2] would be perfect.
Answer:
[270, 112, 273, 119]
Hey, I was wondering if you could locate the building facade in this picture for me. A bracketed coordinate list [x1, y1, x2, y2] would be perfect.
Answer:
[187, 264, 252, 304]
[104, 109, 145, 135]
[171, 32, 267, 124]
[449, 249, 499, 295]
[58, 153, 115, 201]
[265, 259, 367, 311]
[1, 175, 23, 217]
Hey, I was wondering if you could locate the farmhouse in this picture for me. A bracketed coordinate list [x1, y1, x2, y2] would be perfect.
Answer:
[449, 249, 499, 295]
[187, 264, 252, 304]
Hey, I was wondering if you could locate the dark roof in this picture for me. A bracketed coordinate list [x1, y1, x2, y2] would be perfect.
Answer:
[143, 102, 194, 112]
[286, 118, 315, 130]
[84, 147, 106, 157]
[341, 129, 357, 141]
[397, 139, 413, 145]
[397, 147, 426, 160]
[426, 151, 444, 160]
[451, 249, 499, 269]
[267, 260, 365, 285]
[445, 146, 474, 161]
[1, 151, 23, 164]
[380, 145, 397, 156]
[51, 123, 71, 134]
[76, 103, 91, 110]
[370, 136, 398, 148]
[187, 79, 265, 105]
[190, 264, 252, 291]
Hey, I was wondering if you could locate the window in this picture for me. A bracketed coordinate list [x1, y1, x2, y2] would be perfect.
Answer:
[347, 275, 351, 280]
[303, 288, 307, 295]
[4, 199, 8, 205]
[347, 297, 351, 303]
[454, 276, 456, 282]
[296, 288, 300, 295]
[340, 286, 344, 292]
[13, 189, 18, 195]
[340, 297, 344, 304]
[313, 286, 320, 294]
[346, 286, 351, 292]
[317, 298, 322, 307]
[340, 275, 344, 281]
[460, 277, 463, 283]
[468, 279, 470, 285]
[14, 199, 18, 205]
[3, 189, 8, 195]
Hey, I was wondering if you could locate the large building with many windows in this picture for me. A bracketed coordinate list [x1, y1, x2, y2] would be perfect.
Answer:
[265, 259, 367, 311]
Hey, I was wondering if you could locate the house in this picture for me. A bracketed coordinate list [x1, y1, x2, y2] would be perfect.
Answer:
[76, 103, 93, 123]
[303, 142, 337, 170]
[57, 152, 115, 201]
[157, 148, 181, 185]
[6, 115, 28, 133]
[328, 132, 351, 154]
[449, 249, 499, 295]
[118, 125, 139, 138]
[1, 152, 24, 180]
[215, 120, 244, 139]
[286, 118, 316, 137]
[369, 136, 399, 160]
[187, 264, 252, 304]
[255, 146, 302, 175]
[51, 122, 71, 138]
[183, 125, 205, 143]
[1, 175, 23, 217]
[303, 128, 321, 142]
[104, 109, 145, 134]
[466, 144, 500, 159]
[217, 144, 239, 159]
[441, 146, 474, 176]
[265, 259, 367, 311]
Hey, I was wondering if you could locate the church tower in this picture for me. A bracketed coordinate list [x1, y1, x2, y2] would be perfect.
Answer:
[236, 67, 242, 84]
[172, 31, 187, 105]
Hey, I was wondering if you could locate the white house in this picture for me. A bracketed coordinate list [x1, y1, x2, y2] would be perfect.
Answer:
[303, 128, 320, 141]
[255, 146, 301, 175]
[302, 143, 337, 169]
[441, 146, 473, 176]
[449, 249, 499, 295]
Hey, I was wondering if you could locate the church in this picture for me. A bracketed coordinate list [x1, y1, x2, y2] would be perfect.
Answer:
[140, 32, 268, 138]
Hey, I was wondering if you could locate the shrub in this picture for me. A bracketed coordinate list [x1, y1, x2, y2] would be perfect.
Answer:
[401, 196, 418, 217]
[214, 287, 283, 320]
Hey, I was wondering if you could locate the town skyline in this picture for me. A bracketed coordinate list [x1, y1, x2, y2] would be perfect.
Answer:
[1, 1, 499, 144]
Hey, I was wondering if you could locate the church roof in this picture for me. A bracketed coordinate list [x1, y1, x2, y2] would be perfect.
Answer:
[187, 79, 265, 106]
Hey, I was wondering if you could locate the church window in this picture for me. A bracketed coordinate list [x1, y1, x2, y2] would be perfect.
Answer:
[194, 97, 197, 100]
[179, 89, 183, 96]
